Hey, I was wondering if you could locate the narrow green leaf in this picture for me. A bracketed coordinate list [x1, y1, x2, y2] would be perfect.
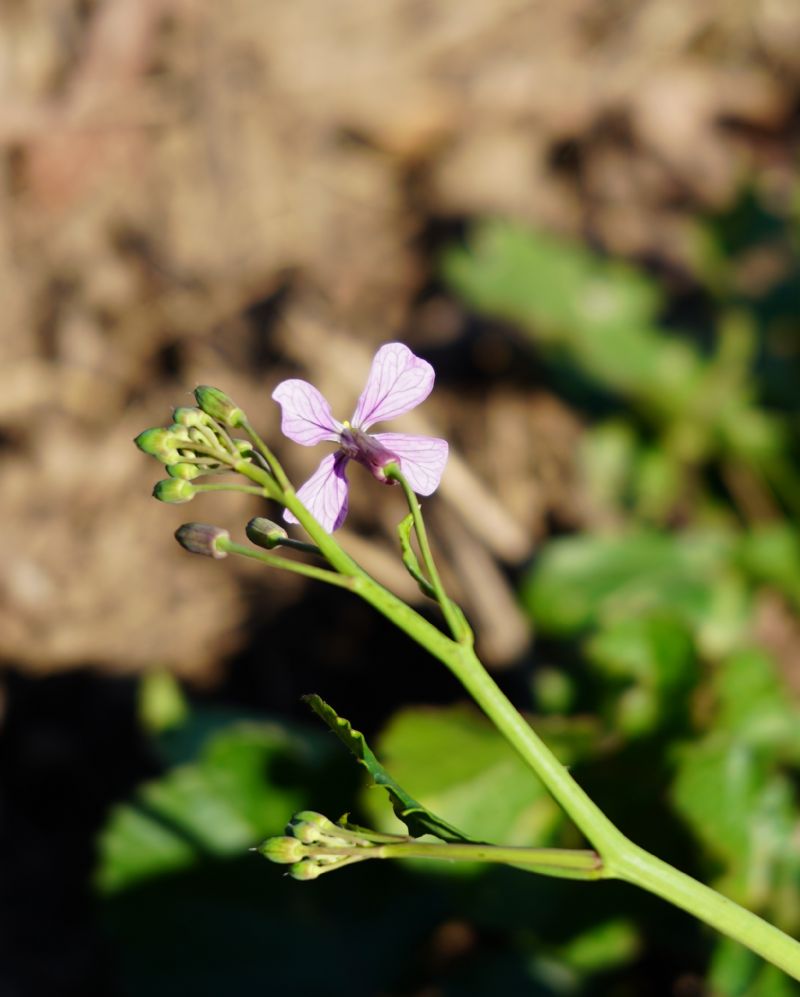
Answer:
[304, 694, 475, 843]
[397, 513, 436, 598]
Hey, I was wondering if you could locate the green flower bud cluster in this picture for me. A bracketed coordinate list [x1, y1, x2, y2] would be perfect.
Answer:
[134, 389, 256, 503]
[257, 811, 379, 880]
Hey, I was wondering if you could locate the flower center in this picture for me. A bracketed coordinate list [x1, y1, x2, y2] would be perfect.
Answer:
[340, 427, 398, 483]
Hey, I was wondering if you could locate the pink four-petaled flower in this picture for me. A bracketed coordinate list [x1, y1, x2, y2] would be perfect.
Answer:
[272, 343, 448, 532]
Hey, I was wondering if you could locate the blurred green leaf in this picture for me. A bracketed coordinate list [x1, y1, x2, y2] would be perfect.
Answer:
[632, 446, 683, 523]
[587, 614, 694, 689]
[138, 670, 189, 734]
[521, 530, 745, 654]
[708, 937, 762, 996]
[305, 694, 475, 843]
[443, 220, 661, 337]
[709, 936, 800, 997]
[97, 720, 327, 893]
[587, 614, 696, 735]
[556, 918, 639, 973]
[713, 649, 800, 756]
[738, 524, 800, 608]
[671, 729, 800, 916]
[577, 421, 638, 519]
[443, 221, 706, 412]
[363, 704, 595, 846]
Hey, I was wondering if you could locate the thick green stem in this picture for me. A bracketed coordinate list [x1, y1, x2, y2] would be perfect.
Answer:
[308, 841, 603, 881]
[614, 844, 800, 980]
[452, 645, 625, 854]
[231, 425, 800, 978]
[376, 841, 602, 880]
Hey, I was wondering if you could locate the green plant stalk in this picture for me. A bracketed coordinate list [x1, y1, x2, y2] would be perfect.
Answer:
[308, 842, 603, 881]
[386, 465, 466, 641]
[218, 538, 355, 590]
[193, 483, 269, 497]
[234, 431, 800, 978]
[451, 643, 800, 978]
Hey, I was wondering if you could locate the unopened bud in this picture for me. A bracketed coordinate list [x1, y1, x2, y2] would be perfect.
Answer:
[167, 424, 193, 444]
[286, 811, 352, 847]
[173, 406, 214, 429]
[174, 523, 230, 558]
[246, 517, 288, 549]
[291, 811, 338, 830]
[288, 861, 323, 881]
[288, 821, 323, 844]
[134, 427, 181, 466]
[153, 478, 196, 503]
[167, 462, 204, 481]
[194, 386, 245, 428]
[258, 836, 307, 865]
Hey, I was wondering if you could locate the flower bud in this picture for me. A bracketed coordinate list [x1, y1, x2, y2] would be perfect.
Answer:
[167, 462, 204, 481]
[288, 821, 323, 844]
[173, 406, 214, 429]
[246, 517, 288, 549]
[288, 861, 323, 881]
[168, 424, 193, 443]
[153, 478, 196, 503]
[174, 523, 230, 559]
[194, 386, 245, 428]
[134, 427, 181, 466]
[286, 811, 352, 847]
[258, 836, 307, 865]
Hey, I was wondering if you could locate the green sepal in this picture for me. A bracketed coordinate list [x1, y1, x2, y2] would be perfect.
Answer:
[304, 694, 476, 843]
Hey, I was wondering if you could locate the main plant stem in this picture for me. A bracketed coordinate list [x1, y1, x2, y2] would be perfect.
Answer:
[450, 644, 800, 979]
[234, 446, 800, 978]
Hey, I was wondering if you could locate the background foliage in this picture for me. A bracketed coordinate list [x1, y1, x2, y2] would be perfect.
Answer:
[2, 2, 800, 995]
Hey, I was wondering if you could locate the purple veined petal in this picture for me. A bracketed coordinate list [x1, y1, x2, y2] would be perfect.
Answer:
[272, 379, 343, 447]
[351, 343, 435, 431]
[284, 452, 350, 533]
[371, 432, 448, 496]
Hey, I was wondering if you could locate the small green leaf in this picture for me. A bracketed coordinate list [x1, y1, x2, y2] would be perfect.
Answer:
[304, 695, 475, 843]
[397, 513, 436, 598]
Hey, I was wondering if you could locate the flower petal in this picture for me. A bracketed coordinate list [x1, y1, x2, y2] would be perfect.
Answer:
[284, 452, 350, 532]
[272, 379, 342, 446]
[372, 433, 448, 495]
[351, 343, 435, 430]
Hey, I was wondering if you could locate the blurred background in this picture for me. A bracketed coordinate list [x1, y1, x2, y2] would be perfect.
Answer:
[2, 1, 800, 994]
